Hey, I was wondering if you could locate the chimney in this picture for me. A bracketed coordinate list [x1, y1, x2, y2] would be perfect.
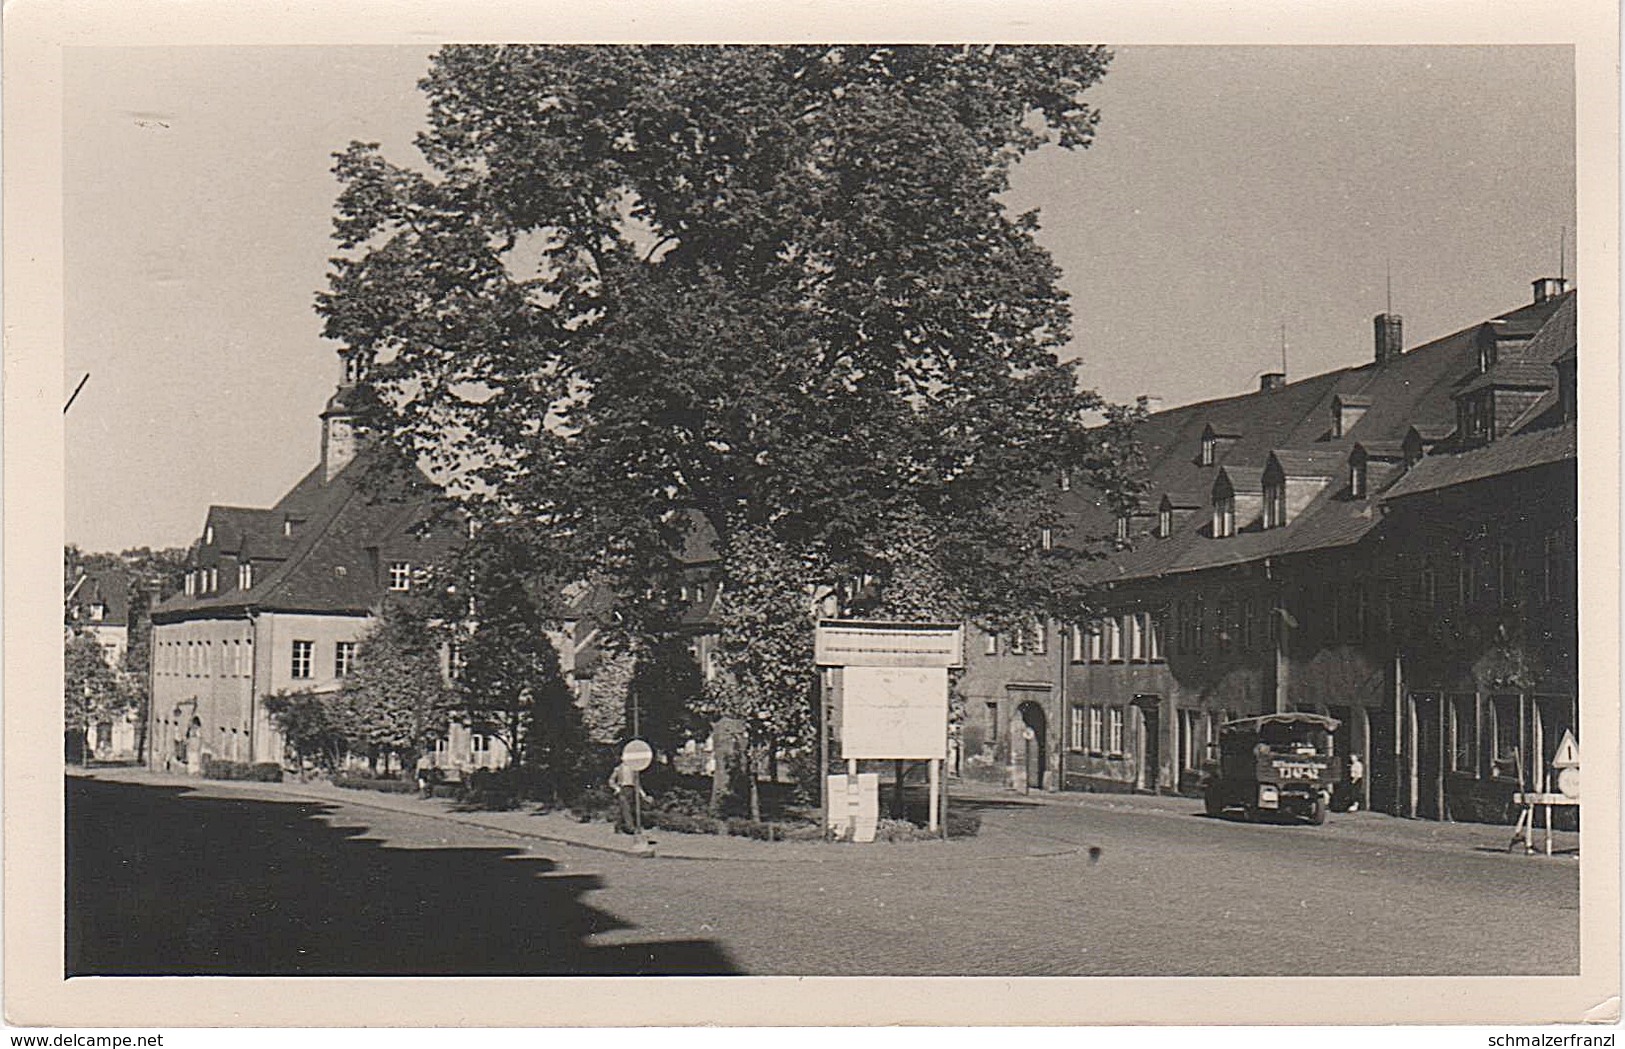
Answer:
[1532, 277, 1568, 304]
[1259, 372, 1286, 392]
[1374, 313, 1403, 364]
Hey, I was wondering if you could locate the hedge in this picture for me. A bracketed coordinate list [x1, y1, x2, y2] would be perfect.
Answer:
[201, 759, 283, 782]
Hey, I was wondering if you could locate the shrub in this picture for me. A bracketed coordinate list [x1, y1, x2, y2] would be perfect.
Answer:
[332, 772, 416, 794]
[201, 759, 283, 782]
[566, 784, 618, 823]
[651, 784, 711, 817]
[646, 810, 721, 835]
[459, 768, 521, 810]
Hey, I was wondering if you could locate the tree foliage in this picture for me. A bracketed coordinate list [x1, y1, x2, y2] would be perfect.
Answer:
[264, 689, 350, 770]
[339, 595, 455, 769]
[64, 631, 133, 741]
[317, 45, 1139, 629]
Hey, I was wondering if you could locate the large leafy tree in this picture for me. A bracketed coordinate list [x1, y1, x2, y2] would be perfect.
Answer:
[64, 632, 133, 762]
[318, 46, 1145, 803]
[318, 44, 1138, 624]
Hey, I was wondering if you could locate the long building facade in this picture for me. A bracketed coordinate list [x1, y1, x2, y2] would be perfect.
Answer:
[963, 279, 1578, 822]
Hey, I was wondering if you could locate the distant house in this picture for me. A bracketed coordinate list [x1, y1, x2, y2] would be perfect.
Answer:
[963, 278, 1578, 821]
[66, 566, 140, 760]
[148, 351, 465, 774]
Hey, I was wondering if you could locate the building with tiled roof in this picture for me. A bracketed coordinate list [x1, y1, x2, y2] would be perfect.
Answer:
[962, 279, 1577, 822]
[147, 351, 467, 774]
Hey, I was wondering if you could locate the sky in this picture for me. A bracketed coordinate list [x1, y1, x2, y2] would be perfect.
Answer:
[63, 45, 1575, 553]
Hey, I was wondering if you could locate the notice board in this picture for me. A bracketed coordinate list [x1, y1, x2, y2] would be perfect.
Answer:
[839, 665, 949, 759]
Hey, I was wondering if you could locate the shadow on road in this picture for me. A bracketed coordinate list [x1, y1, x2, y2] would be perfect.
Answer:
[66, 777, 738, 976]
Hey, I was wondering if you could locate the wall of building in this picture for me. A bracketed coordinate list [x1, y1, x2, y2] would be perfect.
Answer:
[149, 616, 256, 772]
[957, 622, 1062, 788]
[253, 611, 375, 764]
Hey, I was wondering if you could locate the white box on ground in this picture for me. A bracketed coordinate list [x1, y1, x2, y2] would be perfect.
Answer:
[826, 773, 880, 842]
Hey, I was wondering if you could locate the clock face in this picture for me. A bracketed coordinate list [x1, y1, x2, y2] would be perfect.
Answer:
[1557, 766, 1580, 799]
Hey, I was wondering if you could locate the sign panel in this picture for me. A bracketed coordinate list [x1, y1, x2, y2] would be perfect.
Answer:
[621, 739, 653, 772]
[815, 620, 963, 668]
[1550, 729, 1580, 769]
[840, 665, 949, 759]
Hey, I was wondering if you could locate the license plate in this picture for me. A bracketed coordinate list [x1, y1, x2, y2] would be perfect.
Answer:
[1258, 784, 1279, 809]
[1275, 763, 1321, 780]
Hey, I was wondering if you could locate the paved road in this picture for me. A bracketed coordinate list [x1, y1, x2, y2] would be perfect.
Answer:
[67, 774, 1578, 976]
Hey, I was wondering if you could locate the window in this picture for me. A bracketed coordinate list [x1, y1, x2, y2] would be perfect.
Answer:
[1058, 469, 1071, 492]
[1498, 540, 1521, 608]
[1213, 494, 1235, 538]
[1032, 621, 1048, 656]
[1350, 461, 1367, 499]
[1180, 710, 1201, 770]
[447, 641, 465, 682]
[1084, 621, 1103, 663]
[1040, 526, 1054, 551]
[1158, 507, 1173, 538]
[388, 561, 412, 591]
[1541, 530, 1562, 604]
[205, 525, 215, 545]
[291, 640, 314, 680]
[987, 702, 998, 744]
[1448, 693, 1477, 774]
[1126, 613, 1145, 661]
[1489, 694, 1521, 777]
[1148, 612, 1165, 662]
[1115, 516, 1129, 544]
[1070, 624, 1086, 662]
[185, 573, 195, 596]
[88, 603, 105, 622]
[1107, 707, 1125, 755]
[1104, 616, 1123, 662]
[471, 733, 491, 755]
[239, 562, 253, 591]
[1420, 556, 1439, 611]
[1010, 628, 1027, 656]
[1463, 393, 1492, 441]
[335, 640, 357, 678]
[1263, 482, 1286, 529]
[1087, 706, 1104, 752]
[983, 631, 998, 657]
[1069, 705, 1085, 751]
[1201, 433, 1217, 466]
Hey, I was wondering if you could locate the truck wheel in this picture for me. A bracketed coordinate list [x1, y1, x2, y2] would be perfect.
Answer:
[1309, 796, 1327, 825]
[1203, 785, 1223, 817]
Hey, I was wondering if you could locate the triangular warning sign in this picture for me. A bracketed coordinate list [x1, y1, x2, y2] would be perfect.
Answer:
[1550, 729, 1580, 769]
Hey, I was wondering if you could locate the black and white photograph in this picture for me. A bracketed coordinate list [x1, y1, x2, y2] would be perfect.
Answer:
[8, 0, 1620, 1032]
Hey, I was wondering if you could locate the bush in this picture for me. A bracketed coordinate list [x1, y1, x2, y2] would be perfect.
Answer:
[651, 784, 711, 817]
[201, 759, 283, 782]
[646, 810, 722, 835]
[566, 784, 618, 823]
[331, 772, 416, 794]
[459, 767, 521, 810]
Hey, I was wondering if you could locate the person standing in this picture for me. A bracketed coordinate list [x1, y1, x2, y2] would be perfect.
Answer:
[608, 757, 649, 834]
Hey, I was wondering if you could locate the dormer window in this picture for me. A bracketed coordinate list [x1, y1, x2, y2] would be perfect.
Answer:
[1349, 461, 1367, 499]
[185, 572, 196, 596]
[1200, 433, 1217, 467]
[1058, 469, 1071, 492]
[1115, 516, 1129, 544]
[1212, 493, 1236, 538]
[1263, 479, 1286, 529]
[239, 562, 254, 590]
[1158, 507, 1172, 538]
[204, 525, 215, 545]
[89, 603, 106, 622]
[1040, 526, 1054, 551]
[283, 516, 305, 538]
[388, 561, 412, 591]
[1332, 395, 1370, 440]
[1461, 392, 1492, 442]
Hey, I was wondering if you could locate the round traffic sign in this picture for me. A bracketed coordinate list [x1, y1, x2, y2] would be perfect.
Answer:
[1557, 766, 1579, 799]
[621, 738, 653, 772]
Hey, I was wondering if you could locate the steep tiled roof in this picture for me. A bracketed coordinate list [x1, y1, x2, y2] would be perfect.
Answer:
[1077, 291, 1573, 586]
[1381, 423, 1575, 501]
[154, 447, 454, 622]
[67, 568, 132, 626]
[1457, 358, 1556, 396]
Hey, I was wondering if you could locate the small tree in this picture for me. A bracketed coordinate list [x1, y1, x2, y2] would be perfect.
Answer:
[264, 689, 350, 771]
[340, 597, 454, 774]
[697, 526, 819, 819]
[64, 632, 128, 764]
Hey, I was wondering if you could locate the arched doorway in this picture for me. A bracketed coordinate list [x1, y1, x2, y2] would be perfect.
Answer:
[185, 716, 203, 775]
[1017, 701, 1047, 791]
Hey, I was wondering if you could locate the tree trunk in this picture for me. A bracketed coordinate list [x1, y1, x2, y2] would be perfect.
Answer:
[708, 720, 730, 817]
[749, 764, 761, 822]
[893, 759, 906, 818]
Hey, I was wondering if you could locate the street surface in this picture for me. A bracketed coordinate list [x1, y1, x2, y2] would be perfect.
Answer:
[67, 772, 1578, 976]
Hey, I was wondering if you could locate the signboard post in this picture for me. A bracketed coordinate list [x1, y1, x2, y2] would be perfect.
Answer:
[814, 620, 962, 843]
[622, 738, 652, 847]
